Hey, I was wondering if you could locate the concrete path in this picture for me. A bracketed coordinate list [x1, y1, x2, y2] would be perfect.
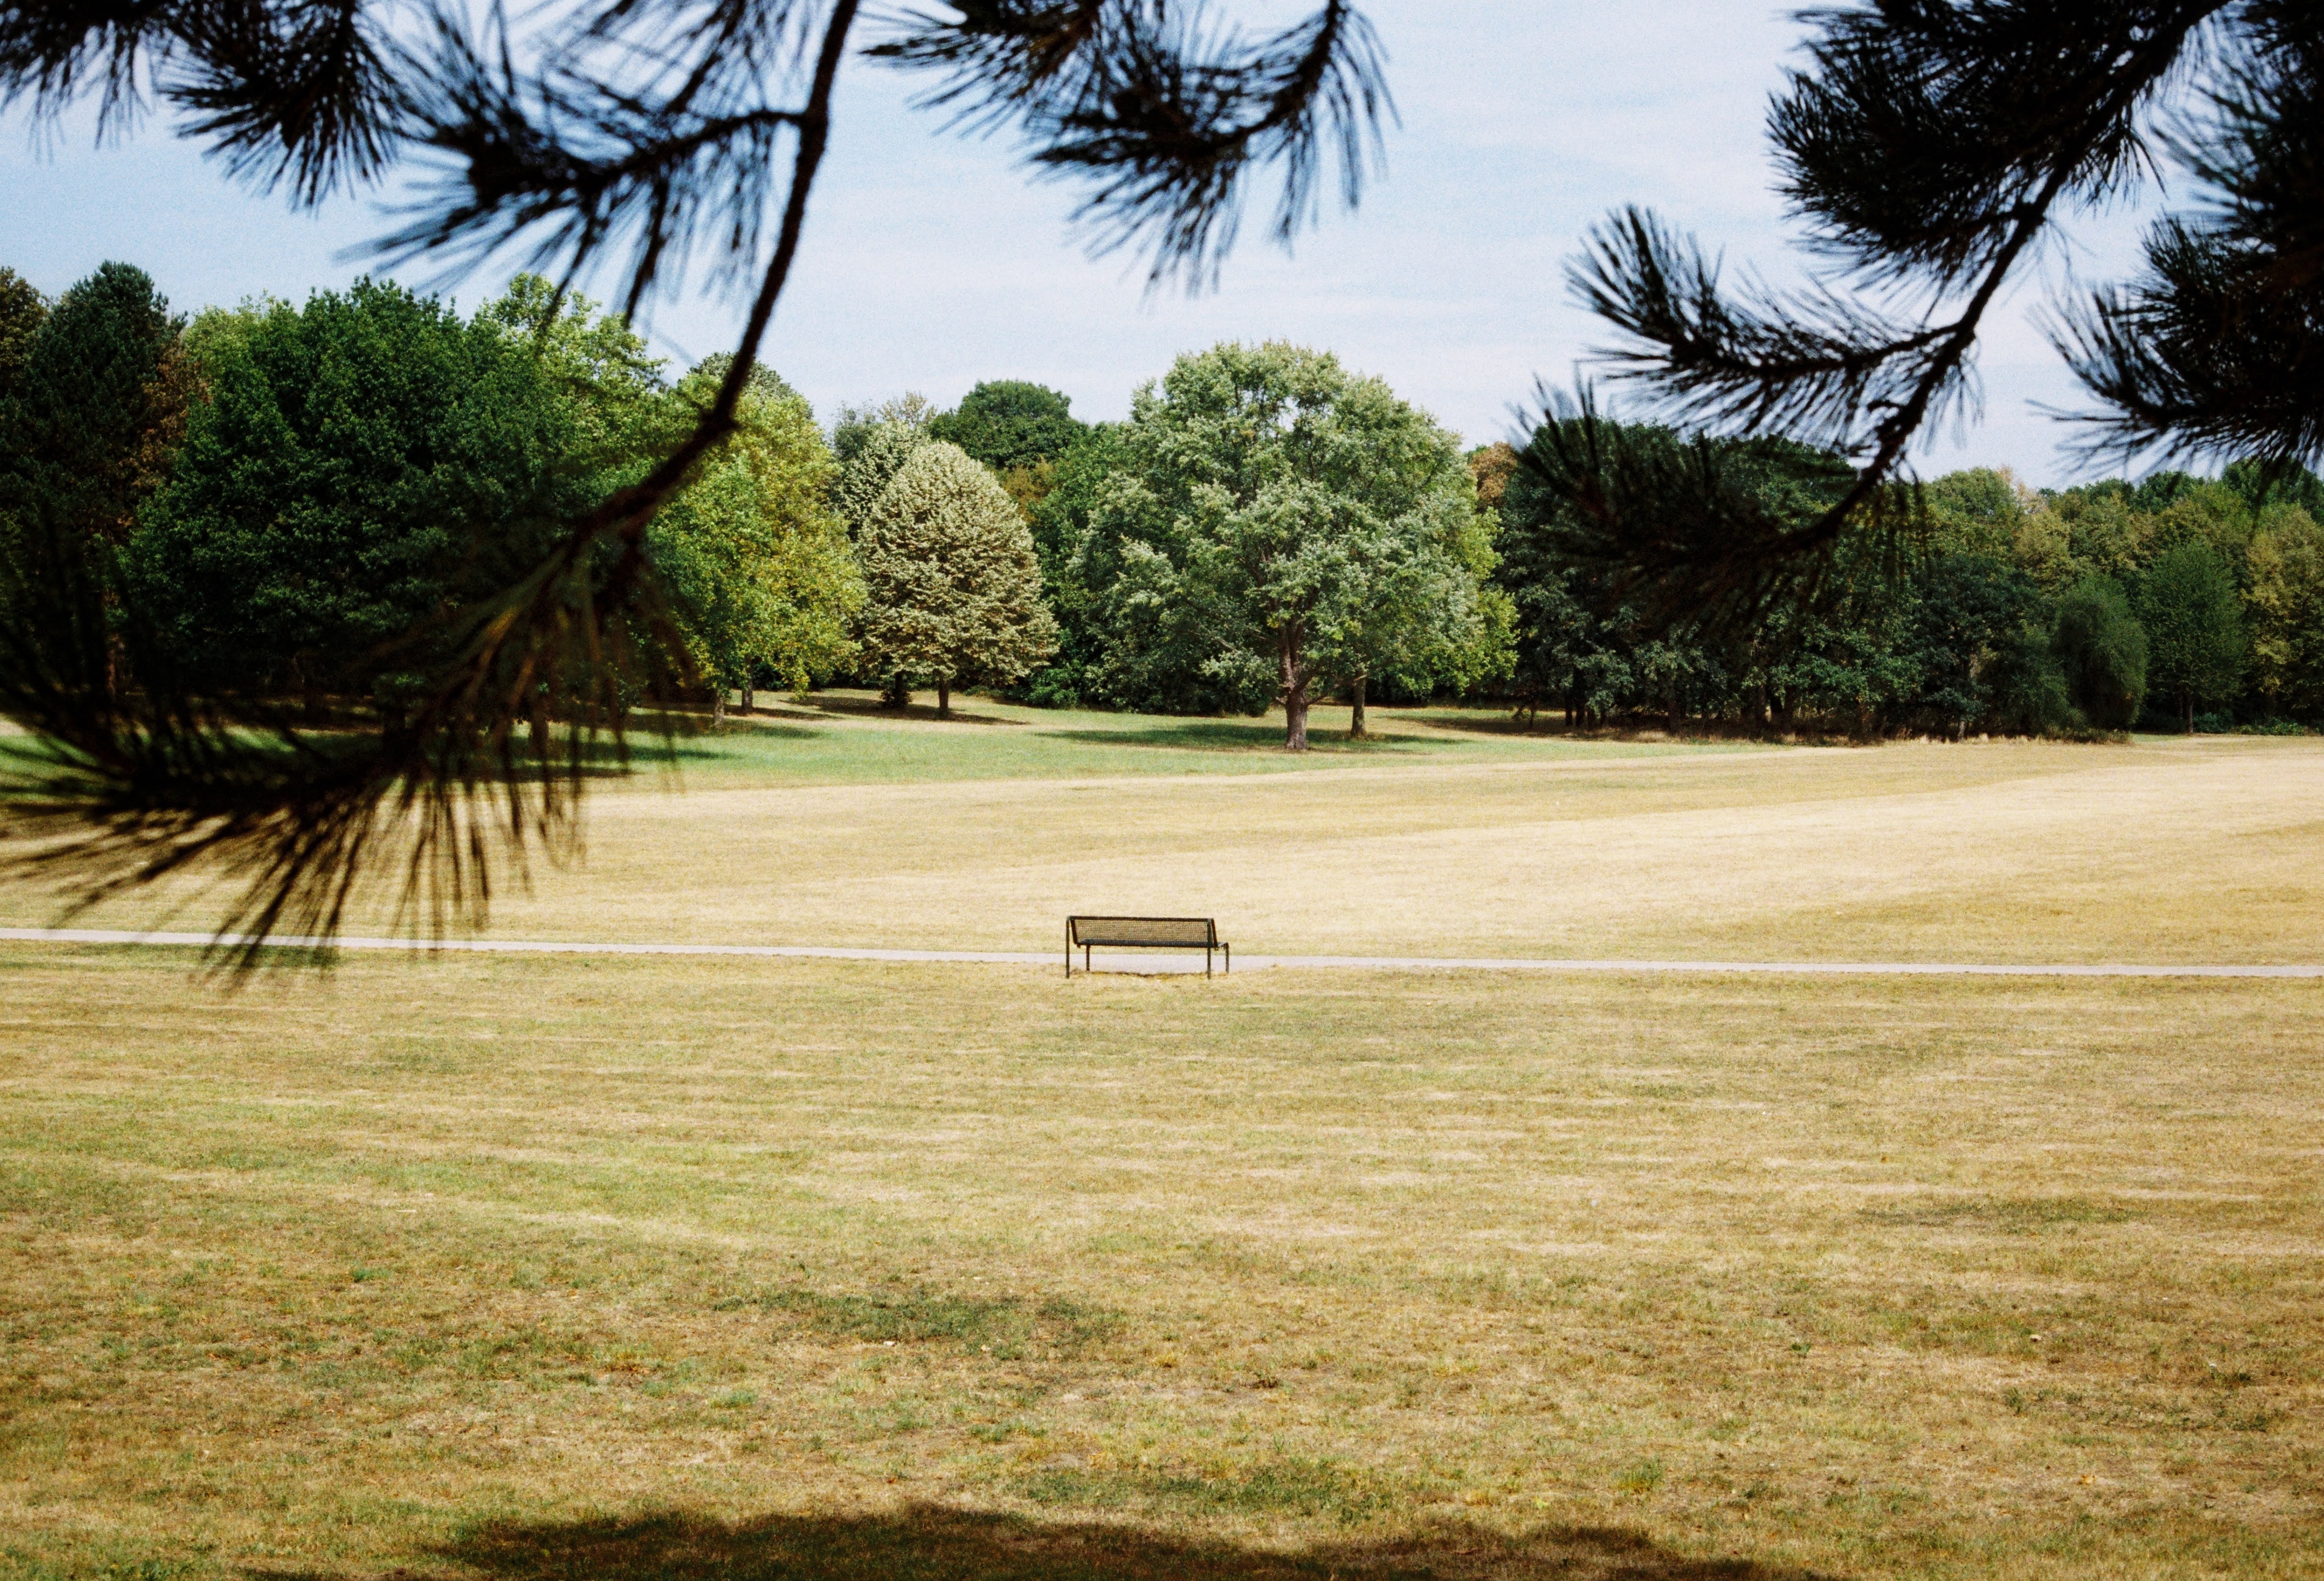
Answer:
[3, 927, 2318, 978]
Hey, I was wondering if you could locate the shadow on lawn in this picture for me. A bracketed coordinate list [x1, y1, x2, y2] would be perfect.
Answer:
[269, 1505, 1832, 1581]
[550, 726, 821, 774]
[1407, 710, 1568, 739]
[793, 693, 1027, 727]
[1046, 721, 1425, 754]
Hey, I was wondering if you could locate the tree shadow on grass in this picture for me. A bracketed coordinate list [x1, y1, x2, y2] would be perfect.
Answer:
[1411, 714, 1745, 747]
[539, 726, 823, 777]
[261, 1505, 1832, 1581]
[795, 694, 1027, 727]
[1044, 722, 1425, 755]
[1406, 711, 1566, 739]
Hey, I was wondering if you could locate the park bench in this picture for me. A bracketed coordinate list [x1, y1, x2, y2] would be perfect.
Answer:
[1066, 915, 1230, 978]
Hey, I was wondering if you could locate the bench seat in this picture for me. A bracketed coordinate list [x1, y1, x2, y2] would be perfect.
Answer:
[1066, 915, 1229, 976]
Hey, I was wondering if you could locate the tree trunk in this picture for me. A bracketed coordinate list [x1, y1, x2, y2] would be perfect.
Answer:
[2184, 692, 2195, 733]
[1349, 674, 1368, 739]
[739, 682, 754, 715]
[1281, 630, 1310, 751]
[937, 679, 951, 718]
[1667, 683, 1681, 737]
[291, 653, 325, 725]
[711, 688, 726, 730]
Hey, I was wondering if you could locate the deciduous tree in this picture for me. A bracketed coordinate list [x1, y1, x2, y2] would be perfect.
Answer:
[651, 359, 862, 718]
[124, 280, 579, 707]
[0, 266, 45, 399]
[2052, 577, 2150, 730]
[930, 381, 1087, 474]
[832, 420, 929, 538]
[1075, 342, 1494, 749]
[2243, 505, 2324, 719]
[2136, 540, 2245, 730]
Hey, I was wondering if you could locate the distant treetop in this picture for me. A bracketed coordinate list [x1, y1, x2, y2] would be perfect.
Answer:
[930, 381, 1088, 474]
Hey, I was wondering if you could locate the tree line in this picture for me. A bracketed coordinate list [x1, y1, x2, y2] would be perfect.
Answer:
[1486, 428, 2324, 738]
[6, 259, 2321, 763]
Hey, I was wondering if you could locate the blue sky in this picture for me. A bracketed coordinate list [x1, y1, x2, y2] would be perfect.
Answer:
[2, 0, 2163, 482]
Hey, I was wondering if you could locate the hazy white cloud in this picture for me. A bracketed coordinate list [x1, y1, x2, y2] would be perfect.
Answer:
[2, 0, 2167, 480]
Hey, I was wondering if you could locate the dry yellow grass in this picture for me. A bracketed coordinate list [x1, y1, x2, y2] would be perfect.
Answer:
[2, 948, 2320, 1580]
[3, 714, 2321, 1580]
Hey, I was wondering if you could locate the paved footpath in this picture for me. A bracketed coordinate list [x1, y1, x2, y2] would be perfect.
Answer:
[3, 926, 2318, 978]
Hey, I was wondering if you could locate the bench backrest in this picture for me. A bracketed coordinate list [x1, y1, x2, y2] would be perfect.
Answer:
[1070, 915, 1217, 948]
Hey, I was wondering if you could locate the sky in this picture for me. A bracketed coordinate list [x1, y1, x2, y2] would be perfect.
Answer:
[1, 0, 2168, 483]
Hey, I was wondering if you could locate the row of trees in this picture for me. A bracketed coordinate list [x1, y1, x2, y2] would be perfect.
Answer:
[837, 344, 1505, 747]
[1486, 436, 2324, 737]
[844, 365, 2324, 740]
[8, 260, 2320, 761]
[0, 264, 866, 727]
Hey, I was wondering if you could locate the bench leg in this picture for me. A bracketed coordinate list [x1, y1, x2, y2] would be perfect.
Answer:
[1225, 943, 1230, 975]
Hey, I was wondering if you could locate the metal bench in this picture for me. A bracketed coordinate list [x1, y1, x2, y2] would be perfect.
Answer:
[1066, 915, 1230, 977]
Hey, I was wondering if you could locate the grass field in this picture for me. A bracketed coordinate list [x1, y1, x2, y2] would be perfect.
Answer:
[3, 698, 2321, 1579]
[6, 692, 2324, 963]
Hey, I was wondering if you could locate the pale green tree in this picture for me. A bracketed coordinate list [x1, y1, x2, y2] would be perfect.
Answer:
[652, 361, 862, 718]
[857, 441, 1057, 716]
[832, 420, 929, 537]
[2243, 506, 2324, 722]
[478, 274, 667, 452]
[1078, 341, 1503, 749]
[475, 284, 861, 720]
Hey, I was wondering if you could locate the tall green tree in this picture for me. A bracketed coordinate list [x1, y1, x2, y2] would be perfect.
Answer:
[2243, 504, 2324, 720]
[479, 274, 668, 446]
[0, 263, 187, 706]
[2052, 577, 2150, 729]
[2136, 540, 2245, 730]
[1332, 475, 1510, 736]
[473, 282, 860, 715]
[2225, 460, 2324, 521]
[1073, 342, 1496, 749]
[126, 280, 578, 705]
[1017, 423, 1131, 707]
[856, 441, 1057, 716]
[651, 359, 862, 716]
[0, 263, 185, 551]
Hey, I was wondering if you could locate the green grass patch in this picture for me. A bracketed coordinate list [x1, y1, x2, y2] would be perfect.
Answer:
[1861, 1196, 2139, 1233]
[716, 1286, 1122, 1359]
[1018, 1457, 1391, 1524]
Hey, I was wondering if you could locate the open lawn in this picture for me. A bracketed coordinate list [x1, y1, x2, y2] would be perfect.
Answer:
[2, 700, 2321, 1579]
[4, 693, 2324, 963]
